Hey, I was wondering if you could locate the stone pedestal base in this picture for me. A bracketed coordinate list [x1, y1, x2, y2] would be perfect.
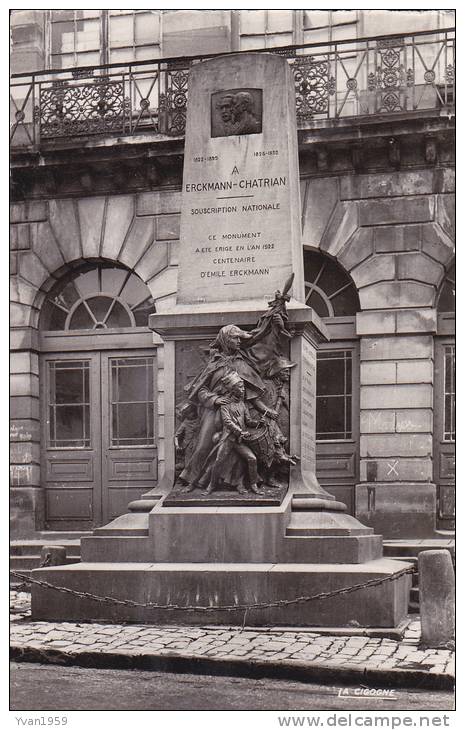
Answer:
[355, 483, 437, 538]
[32, 494, 411, 628]
[31, 559, 411, 628]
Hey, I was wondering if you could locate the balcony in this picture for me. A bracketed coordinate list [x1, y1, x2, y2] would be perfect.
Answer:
[10, 28, 454, 150]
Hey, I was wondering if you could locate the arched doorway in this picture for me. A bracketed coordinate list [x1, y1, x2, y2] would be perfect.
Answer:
[434, 258, 455, 530]
[304, 249, 360, 514]
[39, 261, 158, 530]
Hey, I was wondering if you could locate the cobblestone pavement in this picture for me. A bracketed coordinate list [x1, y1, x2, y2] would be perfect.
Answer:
[10, 591, 454, 683]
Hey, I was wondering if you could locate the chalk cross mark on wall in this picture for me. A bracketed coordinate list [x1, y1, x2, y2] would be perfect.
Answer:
[387, 460, 399, 477]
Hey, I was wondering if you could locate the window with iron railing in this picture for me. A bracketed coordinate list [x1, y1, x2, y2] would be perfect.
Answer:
[49, 9, 104, 69]
[48, 10, 161, 70]
[107, 10, 161, 64]
[302, 9, 359, 45]
[238, 10, 296, 50]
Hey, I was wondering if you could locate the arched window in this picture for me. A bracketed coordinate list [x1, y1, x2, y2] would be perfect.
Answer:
[304, 249, 360, 318]
[40, 262, 155, 331]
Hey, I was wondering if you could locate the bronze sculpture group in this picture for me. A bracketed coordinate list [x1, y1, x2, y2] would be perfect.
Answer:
[174, 276, 299, 496]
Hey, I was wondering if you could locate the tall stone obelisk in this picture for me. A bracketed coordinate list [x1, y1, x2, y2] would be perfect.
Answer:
[176, 53, 304, 307]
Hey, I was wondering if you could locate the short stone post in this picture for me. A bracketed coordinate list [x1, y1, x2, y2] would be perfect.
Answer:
[40, 545, 67, 568]
[419, 549, 455, 648]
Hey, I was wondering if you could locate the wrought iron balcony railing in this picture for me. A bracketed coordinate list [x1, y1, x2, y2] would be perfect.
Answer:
[10, 28, 455, 149]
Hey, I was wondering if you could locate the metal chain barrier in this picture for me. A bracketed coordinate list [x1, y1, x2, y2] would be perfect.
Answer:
[10, 566, 415, 614]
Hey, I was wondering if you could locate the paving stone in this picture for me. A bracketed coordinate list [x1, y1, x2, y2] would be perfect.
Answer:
[260, 641, 291, 651]
[45, 630, 67, 641]
[373, 646, 396, 655]
[74, 636, 101, 646]
[140, 645, 166, 653]
[337, 648, 360, 656]
[96, 627, 127, 635]
[227, 649, 250, 656]
[291, 653, 318, 661]
[346, 637, 370, 646]
[282, 642, 310, 653]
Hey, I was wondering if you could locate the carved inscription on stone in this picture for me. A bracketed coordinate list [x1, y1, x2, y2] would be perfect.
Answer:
[301, 337, 317, 470]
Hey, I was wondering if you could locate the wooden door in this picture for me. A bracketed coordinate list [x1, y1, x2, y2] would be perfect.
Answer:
[100, 351, 158, 523]
[41, 349, 158, 529]
[42, 353, 102, 529]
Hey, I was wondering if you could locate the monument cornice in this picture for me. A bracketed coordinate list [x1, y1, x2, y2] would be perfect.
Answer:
[150, 300, 329, 344]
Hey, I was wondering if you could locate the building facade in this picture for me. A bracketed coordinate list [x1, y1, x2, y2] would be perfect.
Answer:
[10, 10, 455, 541]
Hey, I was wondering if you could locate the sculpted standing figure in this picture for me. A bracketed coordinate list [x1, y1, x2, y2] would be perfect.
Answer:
[203, 372, 260, 495]
[178, 324, 277, 492]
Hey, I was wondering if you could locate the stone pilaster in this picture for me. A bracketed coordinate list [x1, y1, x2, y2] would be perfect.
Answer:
[355, 308, 436, 538]
[10, 348, 44, 537]
[10, 10, 46, 74]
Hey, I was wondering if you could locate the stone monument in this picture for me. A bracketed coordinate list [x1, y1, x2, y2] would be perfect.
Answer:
[31, 54, 411, 628]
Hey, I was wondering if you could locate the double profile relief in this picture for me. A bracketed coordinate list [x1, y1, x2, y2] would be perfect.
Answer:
[211, 88, 263, 138]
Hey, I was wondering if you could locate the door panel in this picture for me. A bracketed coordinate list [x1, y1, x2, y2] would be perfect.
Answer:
[101, 352, 157, 523]
[315, 343, 359, 515]
[434, 339, 455, 529]
[42, 354, 102, 529]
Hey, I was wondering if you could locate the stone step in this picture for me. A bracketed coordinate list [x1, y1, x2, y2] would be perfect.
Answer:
[38, 531, 92, 540]
[285, 525, 370, 537]
[10, 555, 80, 571]
[383, 540, 455, 562]
[10, 540, 82, 557]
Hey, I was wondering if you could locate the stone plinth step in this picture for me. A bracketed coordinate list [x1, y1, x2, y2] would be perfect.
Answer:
[285, 510, 374, 537]
[30, 559, 412, 628]
[163, 484, 287, 508]
[38, 531, 91, 540]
